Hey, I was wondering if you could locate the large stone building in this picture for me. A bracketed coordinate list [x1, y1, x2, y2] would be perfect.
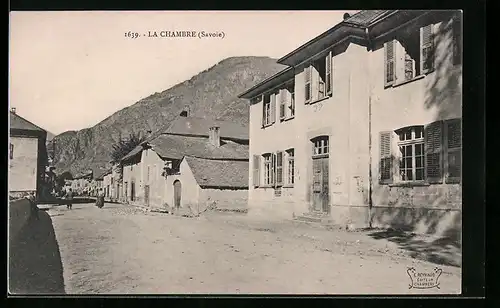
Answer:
[239, 10, 462, 238]
[9, 108, 48, 200]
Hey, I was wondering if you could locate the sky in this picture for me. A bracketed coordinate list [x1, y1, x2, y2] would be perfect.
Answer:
[9, 10, 357, 135]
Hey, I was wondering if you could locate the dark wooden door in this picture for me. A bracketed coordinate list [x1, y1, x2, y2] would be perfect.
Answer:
[173, 180, 181, 209]
[131, 182, 135, 201]
[312, 157, 329, 213]
[144, 185, 150, 206]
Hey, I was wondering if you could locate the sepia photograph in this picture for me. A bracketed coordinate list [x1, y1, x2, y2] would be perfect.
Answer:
[8, 10, 463, 295]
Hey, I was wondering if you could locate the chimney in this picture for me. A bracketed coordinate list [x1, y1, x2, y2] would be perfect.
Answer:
[10, 107, 16, 114]
[208, 126, 220, 147]
[343, 13, 351, 20]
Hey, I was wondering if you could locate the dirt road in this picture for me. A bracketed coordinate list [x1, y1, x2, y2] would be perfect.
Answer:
[49, 203, 461, 294]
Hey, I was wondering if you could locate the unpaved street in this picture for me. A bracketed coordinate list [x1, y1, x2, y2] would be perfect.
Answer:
[49, 203, 461, 294]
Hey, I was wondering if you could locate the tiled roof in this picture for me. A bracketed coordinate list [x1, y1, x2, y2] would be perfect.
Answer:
[185, 156, 249, 189]
[344, 10, 392, 27]
[149, 134, 248, 160]
[10, 111, 46, 132]
[166, 116, 249, 140]
[93, 168, 110, 180]
[120, 145, 144, 162]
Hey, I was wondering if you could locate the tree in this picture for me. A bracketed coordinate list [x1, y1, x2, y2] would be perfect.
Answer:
[110, 132, 146, 164]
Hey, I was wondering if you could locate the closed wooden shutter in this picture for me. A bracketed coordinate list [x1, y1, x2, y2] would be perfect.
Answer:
[420, 24, 434, 73]
[445, 119, 461, 183]
[270, 153, 276, 185]
[253, 155, 260, 187]
[452, 15, 462, 65]
[384, 40, 396, 86]
[275, 151, 283, 186]
[379, 131, 393, 184]
[261, 96, 266, 127]
[304, 65, 312, 103]
[325, 51, 333, 95]
[270, 93, 276, 124]
[425, 120, 443, 183]
[279, 89, 287, 120]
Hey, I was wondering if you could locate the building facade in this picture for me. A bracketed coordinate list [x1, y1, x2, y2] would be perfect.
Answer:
[9, 109, 48, 200]
[120, 115, 249, 213]
[239, 10, 462, 238]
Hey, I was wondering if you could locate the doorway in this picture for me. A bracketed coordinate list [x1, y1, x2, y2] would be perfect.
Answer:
[311, 136, 330, 213]
[144, 185, 150, 207]
[173, 180, 182, 209]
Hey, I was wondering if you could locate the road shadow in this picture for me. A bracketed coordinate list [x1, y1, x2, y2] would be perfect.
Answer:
[9, 210, 66, 294]
[366, 228, 461, 267]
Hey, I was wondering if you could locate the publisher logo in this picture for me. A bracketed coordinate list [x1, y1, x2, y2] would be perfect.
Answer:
[407, 267, 443, 289]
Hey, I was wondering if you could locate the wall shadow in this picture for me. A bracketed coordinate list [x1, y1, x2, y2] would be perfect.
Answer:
[366, 226, 461, 267]
[9, 210, 66, 294]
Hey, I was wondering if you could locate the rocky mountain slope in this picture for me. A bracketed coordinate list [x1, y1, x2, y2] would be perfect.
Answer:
[49, 56, 285, 176]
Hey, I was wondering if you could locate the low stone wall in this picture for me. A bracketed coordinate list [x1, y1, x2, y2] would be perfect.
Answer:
[9, 199, 35, 241]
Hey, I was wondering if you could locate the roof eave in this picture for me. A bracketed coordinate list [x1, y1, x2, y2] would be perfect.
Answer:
[238, 67, 294, 99]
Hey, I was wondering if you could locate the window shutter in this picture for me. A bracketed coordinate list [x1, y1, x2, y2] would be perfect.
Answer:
[270, 93, 276, 124]
[261, 97, 265, 127]
[384, 40, 396, 87]
[270, 153, 276, 185]
[379, 131, 393, 184]
[420, 24, 434, 73]
[279, 89, 287, 120]
[253, 155, 260, 187]
[445, 119, 461, 183]
[424, 120, 443, 183]
[452, 15, 462, 65]
[304, 65, 312, 103]
[275, 151, 283, 186]
[325, 51, 333, 96]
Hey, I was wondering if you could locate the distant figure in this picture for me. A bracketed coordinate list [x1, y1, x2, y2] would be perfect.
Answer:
[26, 192, 39, 220]
[65, 188, 74, 210]
[96, 188, 105, 209]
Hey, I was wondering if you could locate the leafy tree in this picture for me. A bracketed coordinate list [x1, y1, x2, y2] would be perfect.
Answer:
[110, 132, 146, 164]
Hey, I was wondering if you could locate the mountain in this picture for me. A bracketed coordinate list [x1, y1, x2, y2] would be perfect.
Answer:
[50, 56, 285, 176]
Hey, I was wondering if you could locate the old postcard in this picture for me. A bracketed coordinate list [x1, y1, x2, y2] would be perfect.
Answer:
[8, 10, 462, 295]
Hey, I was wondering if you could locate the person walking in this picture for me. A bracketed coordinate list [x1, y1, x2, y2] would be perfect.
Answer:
[96, 188, 105, 208]
[65, 188, 74, 210]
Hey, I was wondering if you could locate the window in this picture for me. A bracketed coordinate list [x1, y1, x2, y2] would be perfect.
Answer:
[379, 118, 461, 185]
[384, 23, 434, 86]
[397, 126, 425, 181]
[306, 51, 333, 103]
[9, 143, 13, 159]
[263, 154, 273, 185]
[290, 88, 295, 117]
[286, 149, 295, 185]
[312, 136, 329, 157]
[147, 166, 150, 182]
[262, 93, 276, 127]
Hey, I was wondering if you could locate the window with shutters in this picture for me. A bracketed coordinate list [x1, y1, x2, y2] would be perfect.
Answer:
[445, 119, 461, 183]
[396, 126, 425, 181]
[290, 88, 295, 117]
[279, 89, 287, 120]
[312, 136, 329, 158]
[304, 66, 312, 103]
[305, 51, 333, 104]
[425, 120, 443, 183]
[263, 153, 273, 185]
[286, 148, 295, 186]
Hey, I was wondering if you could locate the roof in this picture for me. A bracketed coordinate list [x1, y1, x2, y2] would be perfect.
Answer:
[120, 144, 144, 162]
[10, 111, 47, 134]
[185, 156, 249, 189]
[93, 168, 110, 180]
[277, 10, 394, 66]
[238, 67, 294, 100]
[166, 116, 249, 140]
[149, 134, 248, 160]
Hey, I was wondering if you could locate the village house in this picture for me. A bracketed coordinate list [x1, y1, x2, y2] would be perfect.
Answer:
[89, 168, 107, 196]
[9, 108, 49, 200]
[101, 168, 113, 201]
[120, 113, 249, 213]
[239, 10, 462, 238]
[71, 170, 93, 196]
